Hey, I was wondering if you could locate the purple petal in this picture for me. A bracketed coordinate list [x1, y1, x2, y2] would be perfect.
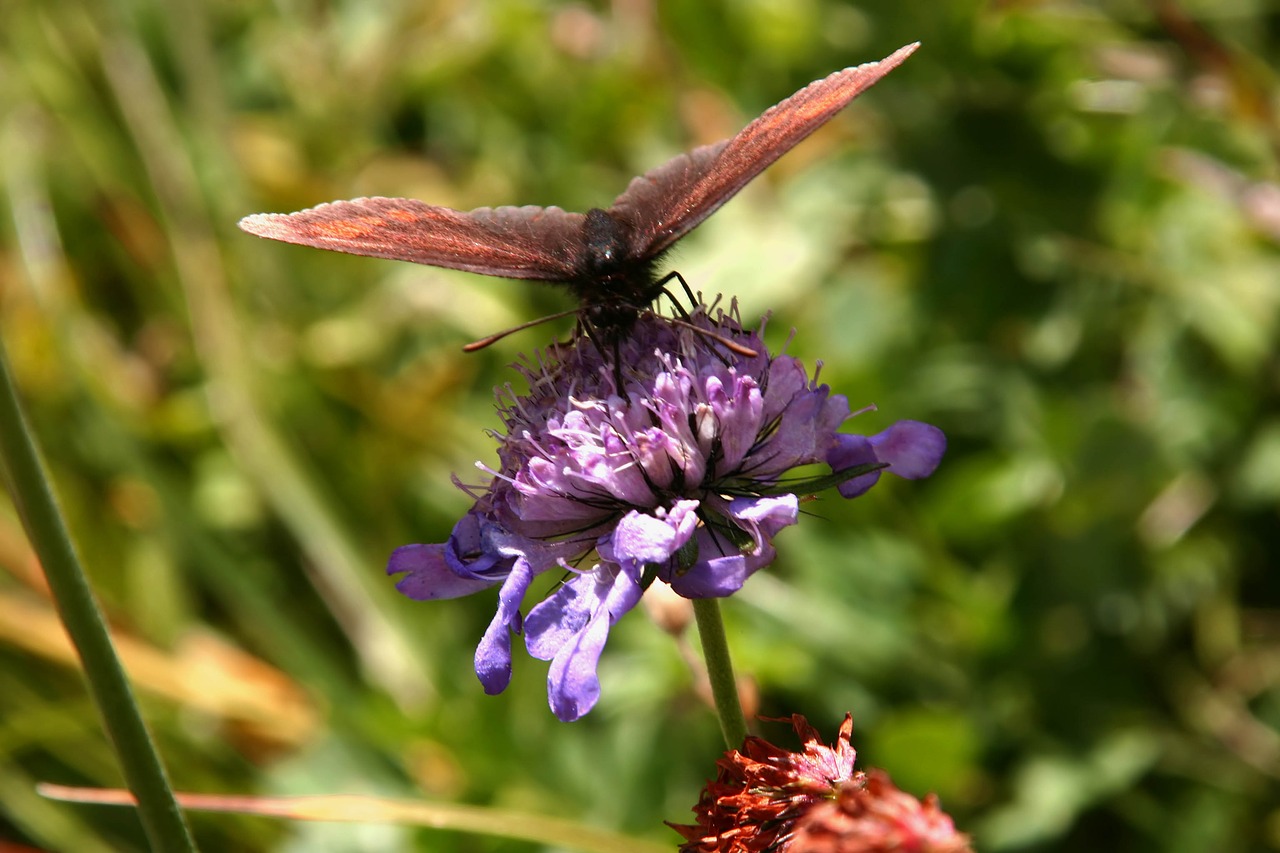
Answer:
[870, 420, 947, 479]
[728, 495, 799, 546]
[827, 433, 876, 470]
[668, 551, 751, 598]
[828, 434, 883, 498]
[607, 502, 699, 567]
[759, 355, 809, 423]
[765, 386, 838, 467]
[837, 472, 882, 498]
[474, 557, 535, 694]
[544, 566, 644, 721]
[447, 510, 541, 579]
[387, 544, 498, 601]
[703, 374, 763, 473]
[828, 420, 946, 498]
[545, 606, 610, 721]
[525, 571, 606, 661]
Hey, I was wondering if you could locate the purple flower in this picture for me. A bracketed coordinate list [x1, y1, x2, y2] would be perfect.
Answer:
[388, 304, 945, 721]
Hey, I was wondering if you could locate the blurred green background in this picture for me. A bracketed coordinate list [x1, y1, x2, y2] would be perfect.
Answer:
[2, 0, 1278, 850]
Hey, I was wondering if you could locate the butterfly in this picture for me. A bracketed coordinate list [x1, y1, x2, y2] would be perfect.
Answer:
[239, 43, 918, 348]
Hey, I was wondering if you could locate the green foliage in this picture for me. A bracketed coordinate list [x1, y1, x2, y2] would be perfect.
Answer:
[2, 0, 1278, 850]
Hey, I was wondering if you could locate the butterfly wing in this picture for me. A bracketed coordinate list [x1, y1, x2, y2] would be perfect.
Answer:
[609, 43, 919, 259]
[238, 197, 586, 281]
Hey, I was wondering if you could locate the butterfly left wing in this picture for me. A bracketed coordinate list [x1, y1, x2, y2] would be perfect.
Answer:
[238, 197, 586, 281]
[609, 43, 919, 259]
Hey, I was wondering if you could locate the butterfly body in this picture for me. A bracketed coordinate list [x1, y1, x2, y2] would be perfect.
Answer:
[571, 207, 666, 334]
[239, 44, 919, 341]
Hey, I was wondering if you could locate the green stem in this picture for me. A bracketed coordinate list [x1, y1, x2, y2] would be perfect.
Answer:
[0, 340, 198, 853]
[693, 598, 748, 749]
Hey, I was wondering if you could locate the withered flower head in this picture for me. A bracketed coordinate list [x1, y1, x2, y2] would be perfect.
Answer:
[671, 714, 972, 853]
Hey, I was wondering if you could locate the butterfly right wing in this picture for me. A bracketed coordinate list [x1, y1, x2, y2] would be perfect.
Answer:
[238, 197, 586, 281]
[609, 43, 919, 259]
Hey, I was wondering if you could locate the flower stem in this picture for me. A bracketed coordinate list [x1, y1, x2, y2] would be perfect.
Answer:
[0, 340, 198, 853]
[693, 598, 748, 749]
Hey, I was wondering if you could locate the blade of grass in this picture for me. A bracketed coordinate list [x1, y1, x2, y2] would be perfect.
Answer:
[41, 784, 674, 853]
[0, 338, 198, 853]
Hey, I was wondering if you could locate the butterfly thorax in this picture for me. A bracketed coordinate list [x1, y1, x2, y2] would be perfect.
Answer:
[572, 208, 662, 335]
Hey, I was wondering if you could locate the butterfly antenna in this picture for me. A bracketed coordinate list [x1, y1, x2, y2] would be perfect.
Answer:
[461, 307, 582, 352]
[661, 314, 759, 357]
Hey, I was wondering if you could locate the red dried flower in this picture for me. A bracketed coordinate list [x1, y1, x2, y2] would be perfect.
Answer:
[670, 714, 972, 853]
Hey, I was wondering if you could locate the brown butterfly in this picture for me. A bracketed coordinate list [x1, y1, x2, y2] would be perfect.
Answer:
[239, 44, 918, 347]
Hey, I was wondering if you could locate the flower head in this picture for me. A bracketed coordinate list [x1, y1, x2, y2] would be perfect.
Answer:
[389, 304, 945, 720]
[670, 714, 972, 853]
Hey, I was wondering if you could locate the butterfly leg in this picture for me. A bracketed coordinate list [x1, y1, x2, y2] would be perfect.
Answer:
[649, 270, 697, 320]
[572, 319, 629, 392]
[644, 271, 759, 359]
[611, 337, 625, 391]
